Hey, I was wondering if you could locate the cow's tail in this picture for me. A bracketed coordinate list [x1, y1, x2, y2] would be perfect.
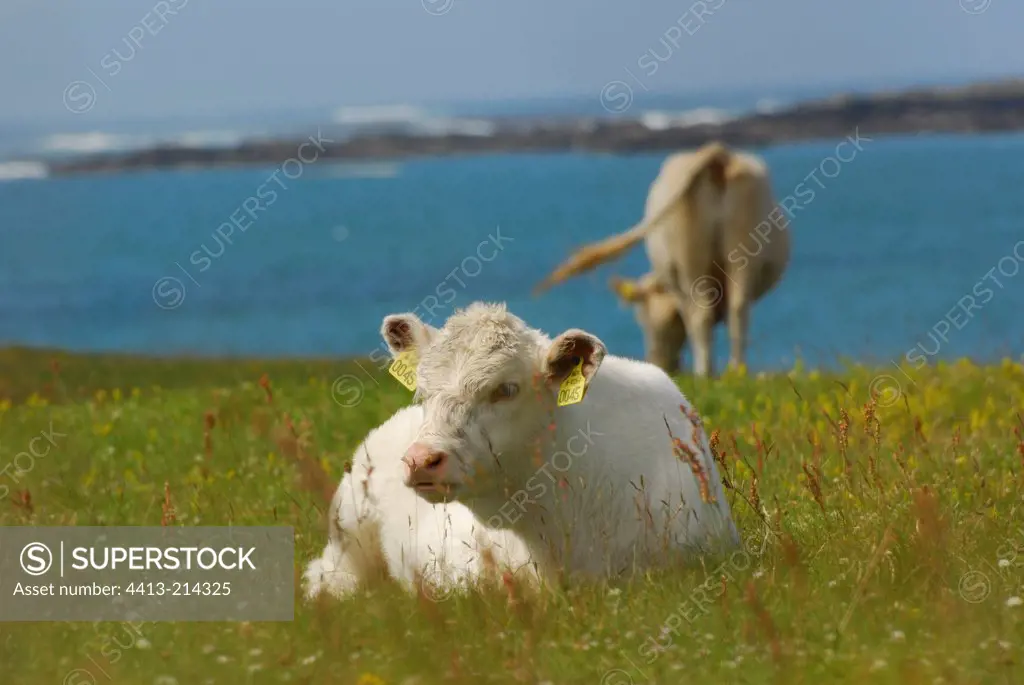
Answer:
[533, 222, 652, 294]
[533, 141, 732, 295]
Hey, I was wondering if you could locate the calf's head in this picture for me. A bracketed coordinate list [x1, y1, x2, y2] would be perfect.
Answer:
[381, 303, 606, 504]
[609, 274, 687, 374]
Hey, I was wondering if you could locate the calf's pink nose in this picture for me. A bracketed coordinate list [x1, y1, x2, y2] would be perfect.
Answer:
[403, 442, 448, 478]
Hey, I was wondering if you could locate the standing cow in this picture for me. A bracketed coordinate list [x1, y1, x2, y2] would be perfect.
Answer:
[535, 142, 790, 378]
[381, 302, 740, 582]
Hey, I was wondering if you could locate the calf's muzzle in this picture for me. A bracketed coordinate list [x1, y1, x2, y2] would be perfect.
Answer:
[402, 442, 450, 487]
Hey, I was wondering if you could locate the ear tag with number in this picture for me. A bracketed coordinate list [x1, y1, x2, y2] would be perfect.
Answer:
[389, 350, 419, 391]
[557, 358, 587, 407]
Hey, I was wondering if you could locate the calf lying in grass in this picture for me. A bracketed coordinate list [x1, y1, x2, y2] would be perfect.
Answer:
[382, 302, 740, 582]
[304, 404, 538, 600]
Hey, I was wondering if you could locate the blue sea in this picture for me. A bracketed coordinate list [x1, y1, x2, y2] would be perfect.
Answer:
[2, 130, 1024, 371]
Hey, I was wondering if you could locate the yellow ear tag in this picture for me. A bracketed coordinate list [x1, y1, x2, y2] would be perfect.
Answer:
[618, 281, 636, 300]
[557, 358, 587, 407]
[388, 350, 418, 391]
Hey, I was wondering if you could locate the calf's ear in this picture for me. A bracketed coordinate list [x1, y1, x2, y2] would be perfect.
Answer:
[543, 328, 607, 385]
[381, 313, 436, 356]
[609, 276, 644, 304]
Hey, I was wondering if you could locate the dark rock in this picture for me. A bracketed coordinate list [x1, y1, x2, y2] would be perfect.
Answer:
[44, 79, 1024, 177]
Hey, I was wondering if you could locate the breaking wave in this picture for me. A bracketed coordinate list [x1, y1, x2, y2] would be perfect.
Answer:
[639, 107, 736, 131]
[0, 161, 48, 181]
[332, 104, 496, 137]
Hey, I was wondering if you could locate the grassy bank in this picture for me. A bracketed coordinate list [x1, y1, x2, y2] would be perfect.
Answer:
[1, 349, 1022, 684]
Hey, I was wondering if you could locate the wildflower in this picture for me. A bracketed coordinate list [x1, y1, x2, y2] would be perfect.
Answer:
[1006, 596, 1022, 608]
[356, 675, 387, 685]
[891, 630, 905, 641]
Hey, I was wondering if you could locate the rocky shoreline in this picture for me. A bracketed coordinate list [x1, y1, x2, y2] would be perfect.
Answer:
[46, 79, 1024, 176]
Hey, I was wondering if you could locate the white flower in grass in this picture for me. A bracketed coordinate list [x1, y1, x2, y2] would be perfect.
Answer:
[1006, 596, 1023, 607]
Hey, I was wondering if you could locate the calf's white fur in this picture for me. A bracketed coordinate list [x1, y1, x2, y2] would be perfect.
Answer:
[383, 302, 740, 581]
[303, 404, 537, 600]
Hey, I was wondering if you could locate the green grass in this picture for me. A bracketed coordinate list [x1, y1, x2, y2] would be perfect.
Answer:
[1, 349, 1023, 684]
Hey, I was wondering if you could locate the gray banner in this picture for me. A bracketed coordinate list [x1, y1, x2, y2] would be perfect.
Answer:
[0, 526, 294, 621]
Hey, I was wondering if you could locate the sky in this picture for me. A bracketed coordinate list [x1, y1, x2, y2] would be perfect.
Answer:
[1, 0, 1022, 123]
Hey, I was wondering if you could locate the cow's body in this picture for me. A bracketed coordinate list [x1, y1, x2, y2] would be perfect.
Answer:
[537, 142, 790, 377]
[381, 303, 741, 583]
[484, 353, 741, 578]
[303, 405, 537, 600]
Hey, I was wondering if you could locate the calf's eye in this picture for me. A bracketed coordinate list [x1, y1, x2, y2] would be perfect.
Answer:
[489, 382, 519, 403]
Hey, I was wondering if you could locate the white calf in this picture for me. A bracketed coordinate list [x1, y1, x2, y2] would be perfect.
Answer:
[381, 302, 740, 581]
[303, 404, 537, 600]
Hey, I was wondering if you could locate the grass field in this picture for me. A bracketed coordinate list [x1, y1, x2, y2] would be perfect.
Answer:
[1, 347, 1022, 684]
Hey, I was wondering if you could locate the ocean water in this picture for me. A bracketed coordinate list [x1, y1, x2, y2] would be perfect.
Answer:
[1, 132, 1023, 371]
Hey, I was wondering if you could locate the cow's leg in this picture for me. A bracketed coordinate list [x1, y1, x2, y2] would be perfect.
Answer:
[303, 539, 367, 600]
[726, 284, 751, 369]
[685, 306, 716, 378]
[305, 473, 387, 600]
